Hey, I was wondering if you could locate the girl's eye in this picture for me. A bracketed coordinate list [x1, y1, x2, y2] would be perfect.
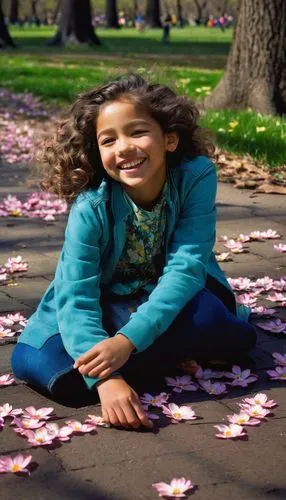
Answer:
[132, 130, 147, 136]
[101, 138, 114, 145]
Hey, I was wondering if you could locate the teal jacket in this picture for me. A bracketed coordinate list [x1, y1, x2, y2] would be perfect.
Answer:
[18, 156, 248, 388]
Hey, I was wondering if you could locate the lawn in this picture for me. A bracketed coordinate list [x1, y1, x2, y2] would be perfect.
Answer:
[10, 25, 232, 61]
[2, 26, 285, 168]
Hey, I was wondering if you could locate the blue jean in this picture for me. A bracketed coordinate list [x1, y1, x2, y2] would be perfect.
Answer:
[11, 285, 256, 399]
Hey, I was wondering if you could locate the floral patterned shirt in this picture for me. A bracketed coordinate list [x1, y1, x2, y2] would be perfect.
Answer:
[111, 184, 167, 295]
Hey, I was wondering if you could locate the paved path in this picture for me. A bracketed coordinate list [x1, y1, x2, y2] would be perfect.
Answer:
[0, 164, 286, 500]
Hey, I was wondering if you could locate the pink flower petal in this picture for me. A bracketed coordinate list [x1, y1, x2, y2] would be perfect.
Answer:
[274, 244, 286, 253]
[0, 374, 15, 386]
[85, 415, 110, 427]
[214, 423, 246, 439]
[242, 392, 277, 408]
[199, 380, 227, 395]
[0, 453, 32, 475]
[272, 352, 286, 366]
[256, 319, 286, 334]
[267, 366, 286, 381]
[152, 477, 193, 497]
[65, 419, 96, 433]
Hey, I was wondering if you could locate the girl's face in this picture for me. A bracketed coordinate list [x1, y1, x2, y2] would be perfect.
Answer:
[96, 100, 178, 206]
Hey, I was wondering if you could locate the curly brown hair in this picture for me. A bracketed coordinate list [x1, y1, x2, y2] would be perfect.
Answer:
[39, 73, 215, 203]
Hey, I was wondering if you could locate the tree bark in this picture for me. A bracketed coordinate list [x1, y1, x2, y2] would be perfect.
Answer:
[193, 0, 207, 22]
[133, 0, 138, 24]
[204, 0, 286, 115]
[48, 0, 101, 46]
[145, 0, 161, 28]
[0, 0, 16, 47]
[106, 0, 120, 28]
[31, 0, 41, 26]
[52, 1, 61, 23]
[10, 0, 19, 24]
[177, 0, 183, 26]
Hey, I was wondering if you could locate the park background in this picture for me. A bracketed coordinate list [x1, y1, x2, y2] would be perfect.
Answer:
[0, 0, 285, 187]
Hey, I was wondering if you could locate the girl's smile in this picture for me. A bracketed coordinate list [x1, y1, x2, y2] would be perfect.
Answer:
[96, 100, 178, 207]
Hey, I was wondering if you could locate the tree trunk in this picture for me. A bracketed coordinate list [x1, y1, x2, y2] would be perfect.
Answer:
[204, 0, 286, 115]
[177, 0, 183, 26]
[31, 0, 41, 26]
[193, 0, 207, 22]
[52, 1, 61, 23]
[145, 0, 161, 28]
[48, 0, 101, 46]
[106, 0, 120, 28]
[133, 0, 138, 26]
[10, 0, 19, 24]
[0, 0, 16, 47]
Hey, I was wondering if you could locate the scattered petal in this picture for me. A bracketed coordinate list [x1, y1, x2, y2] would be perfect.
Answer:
[224, 366, 258, 387]
[252, 277, 274, 291]
[140, 392, 169, 407]
[216, 252, 233, 262]
[274, 244, 286, 253]
[199, 380, 227, 395]
[23, 427, 56, 446]
[251, 306, 276, 316]
[238, 234, 250, 243]
[227, 413, 260, 426]
[161, 403, 197, 424]
[266, 293, 286, 303]
[0, 403, 22, 418]
[267, 366, 286, 381]
[45, 423, 73, 441]
[239, 404, 271, 419]
[249, 231, 266, 241]
[12, 417, 46, 431]
[0, 328, 16, 338]
[194, 366, 224, 380]
[152, 477, 194, 498]
[22, 406, 54, 420]
[147, 412, 160, 420]
[65, 420, 96, 433]
[242, 392, 277, 408]
[256, 319, 286, 334]
[236, 293, 257, 307]
[272, 352, 286, 367]
[85, 415, 110, 428]
[259, 230, 281, 239]
[0, 453, 32, 475]
[165, 375, 197, 393]
[228, 277, 252, 291]
[0, 192, 67, 220]
[224, 240, 246, 253]
[214, 423, 246, 439]
[0, 374, 15, 387]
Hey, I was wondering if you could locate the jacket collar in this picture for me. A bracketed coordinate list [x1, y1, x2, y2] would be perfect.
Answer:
[111, 180, 131, 222]
[110, 166, 179, 223]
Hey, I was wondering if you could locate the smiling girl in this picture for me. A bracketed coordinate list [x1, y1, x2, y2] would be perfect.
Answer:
[12, 74, 256, 430]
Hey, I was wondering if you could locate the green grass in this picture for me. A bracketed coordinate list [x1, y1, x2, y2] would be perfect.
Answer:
[202, 110, 286, 168]
[2, 26, 285, 168]
[0, 55, 222, 105]
[10, 26, 232, 62]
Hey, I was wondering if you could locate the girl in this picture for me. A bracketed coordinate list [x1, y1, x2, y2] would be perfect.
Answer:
[12, 74, 256, 430]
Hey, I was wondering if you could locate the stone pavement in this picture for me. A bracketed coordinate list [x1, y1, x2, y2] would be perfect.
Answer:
[0, 164, 286, 500]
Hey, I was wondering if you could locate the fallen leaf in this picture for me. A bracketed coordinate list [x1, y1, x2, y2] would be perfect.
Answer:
[255, 184, 286, 195]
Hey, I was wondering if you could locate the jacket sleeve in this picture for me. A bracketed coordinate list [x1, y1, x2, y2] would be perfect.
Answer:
[119, 162, 217, 352]
[54, 197, 109, 389]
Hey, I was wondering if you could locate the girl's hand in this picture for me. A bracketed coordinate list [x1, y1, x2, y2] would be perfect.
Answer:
[74, 334, 134, 379]
[96, 376, 153, 430]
